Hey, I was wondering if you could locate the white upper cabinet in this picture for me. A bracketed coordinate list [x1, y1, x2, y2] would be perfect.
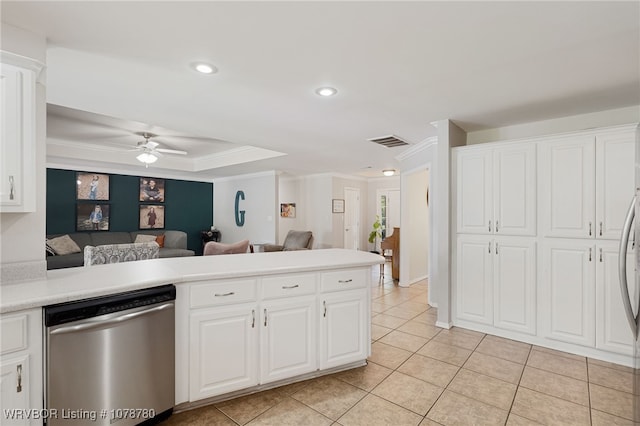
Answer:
[595, 130, 636, 240]
[455, 143, 536, 236]
[0, 53, 42, 213]
[540, 127, 636, 240]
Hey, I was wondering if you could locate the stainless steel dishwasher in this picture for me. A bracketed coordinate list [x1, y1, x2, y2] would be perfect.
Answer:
[44, 285, 176, 426]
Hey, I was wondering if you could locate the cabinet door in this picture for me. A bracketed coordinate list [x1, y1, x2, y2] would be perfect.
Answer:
[540, 240, 595, 347]
[596, 242, 635, 355]
[319, 289, 368, 370]
[596, 130, 636, 240]
[540, 136, 595, 238]
[0, 63, 35, 212]
[493, 238, 536, 335]
[456, 148, 493, 234]
[455, 235, 493, 325]
[189, 304, 258, 400]
[494, 144, 536, 236]
[0, 354, 29, 425]
[260, 296, 316, 384]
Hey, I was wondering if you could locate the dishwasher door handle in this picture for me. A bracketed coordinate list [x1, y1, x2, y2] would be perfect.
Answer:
[50, 303, 174, 335]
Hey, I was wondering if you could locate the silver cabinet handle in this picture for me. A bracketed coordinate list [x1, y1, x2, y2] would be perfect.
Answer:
[338, 279, 353, 283]
[251, 309, 255, 328]
[599, 248, 603, 263]
[282, 284, 299, 289]
[264, 308, 267, 327]
[589, 222, 592, 236]
[488, 220, 492, 232]
[488, 241, 491, 254]
[599, 222, 603, 237]
[214, 292, 235, 297]
[8, 176, 14, 200]
[589, 248, 592, 262]
[16, 364, 22, 393]
[495, 242, 499, 255]
[495, 221, 499, 233]
[323, 301, 327, 317]
[619, 196, 637, 338]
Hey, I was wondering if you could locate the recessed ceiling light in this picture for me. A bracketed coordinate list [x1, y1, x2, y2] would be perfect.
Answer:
[315, 87, 337, 97]
[383, 169, 396, 177]
[192, 63, 217, 74]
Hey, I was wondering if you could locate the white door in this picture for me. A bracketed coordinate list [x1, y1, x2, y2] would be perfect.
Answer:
[455, 235, 493, 325]
[0, 355, 30, 425]
[493, 237, 536, 335]
[541, 240, 595, 347]
[320, 289, 368, 369]
[596, 131, 636, 240]
[260, 296, 316, 384]
[189, 304, 258, 400]
[596, 241, 635, 355]
[455, 148, 493, 234]
[494, 144, 536, 236]
[344, 188, 360, 250]
[540, 136, 595, 238]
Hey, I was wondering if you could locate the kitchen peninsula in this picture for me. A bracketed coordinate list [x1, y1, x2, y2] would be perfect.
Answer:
[1, 249, 383, 421]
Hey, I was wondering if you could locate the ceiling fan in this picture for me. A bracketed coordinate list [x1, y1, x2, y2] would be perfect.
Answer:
[134, 133, 188, 166]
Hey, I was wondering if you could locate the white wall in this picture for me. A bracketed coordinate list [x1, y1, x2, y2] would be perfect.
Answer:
[332, 175, 368, 249]
[213, 171, 278, 245]
[277, 176, 305, 243]
[0, 24, 48, 282]
[302, 174, 333, 249]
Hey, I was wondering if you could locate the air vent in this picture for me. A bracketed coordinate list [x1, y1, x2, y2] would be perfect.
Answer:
[367, 135, 410, 148]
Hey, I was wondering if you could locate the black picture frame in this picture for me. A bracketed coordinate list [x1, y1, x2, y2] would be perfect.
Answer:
[139, 205, 165, 230]
[332, 199, 345, 213]
[76, 172, 110, 201]
[139, 177, 165, 202]
[76, 204, 110, 231]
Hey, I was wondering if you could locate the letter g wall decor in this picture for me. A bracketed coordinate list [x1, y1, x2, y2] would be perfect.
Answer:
[235, 190, 245, 227]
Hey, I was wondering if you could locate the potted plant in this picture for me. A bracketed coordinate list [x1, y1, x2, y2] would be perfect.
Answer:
[368, 215, 384, 254]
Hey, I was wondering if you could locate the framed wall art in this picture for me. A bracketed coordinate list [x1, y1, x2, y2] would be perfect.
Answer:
[76, 172, 110, 201]
[139, 204, 165, 229]
[76, 204, 110, 231]
[332, 199, 345, 213]
[280, 203, 296, 218]
[139, 177, 165, 202]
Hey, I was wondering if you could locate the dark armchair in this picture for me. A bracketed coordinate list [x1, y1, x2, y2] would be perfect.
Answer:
[262, 230, 313, 252]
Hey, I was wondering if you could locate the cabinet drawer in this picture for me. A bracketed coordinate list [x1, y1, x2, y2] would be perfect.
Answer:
[190, 279, 257, 308]
[262, 274, 316, 299]
[321, 269, 367, 292]
[0, 314, 28, 355]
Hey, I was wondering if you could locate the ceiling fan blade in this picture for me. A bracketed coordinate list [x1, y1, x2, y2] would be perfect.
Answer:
[156, 148, 188, 155]
[145, 140, 159, 150]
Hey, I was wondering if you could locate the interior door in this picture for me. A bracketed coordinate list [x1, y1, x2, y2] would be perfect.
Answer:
[344, 188, 360, 250]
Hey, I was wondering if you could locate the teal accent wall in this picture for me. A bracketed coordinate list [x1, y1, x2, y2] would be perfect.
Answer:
[46, 169, 213, 255]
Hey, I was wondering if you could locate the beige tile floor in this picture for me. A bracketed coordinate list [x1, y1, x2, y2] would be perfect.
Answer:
[163, 263, 636, 426]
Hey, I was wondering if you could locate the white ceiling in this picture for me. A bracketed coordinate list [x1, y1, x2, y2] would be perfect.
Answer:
[2, 1, 639, 179]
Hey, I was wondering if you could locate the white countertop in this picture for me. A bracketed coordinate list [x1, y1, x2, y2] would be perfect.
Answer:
[0, 249, 383, 313]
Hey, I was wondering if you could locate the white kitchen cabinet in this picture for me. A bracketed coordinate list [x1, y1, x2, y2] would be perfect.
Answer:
[189, 303, 258, 400]
[595, 241, 636, 355]
[0, 309, 43, 425]
[540, 240, 596, 347]
[455, 143, 536, 236]
[320, 289, 368, 369]
[540, 128, 635, 240]
[260, 296, 316, 384]
[0, 54, 41, 213]
[455, 235, 536, 334]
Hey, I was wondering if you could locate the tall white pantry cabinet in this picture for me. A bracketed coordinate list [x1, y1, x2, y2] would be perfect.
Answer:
[453, 124, 638, 364]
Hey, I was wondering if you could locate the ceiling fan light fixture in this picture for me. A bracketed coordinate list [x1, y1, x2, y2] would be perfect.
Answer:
[383, 169, 396, 177]
[192, 62, 217, 74]
[137, 152, 158, 164]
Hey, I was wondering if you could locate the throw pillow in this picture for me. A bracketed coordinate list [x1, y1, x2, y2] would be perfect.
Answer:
[45, 240, 56, 256]
[155, 234, 165, 248]
[134, 234, 157, 244]
[47, 235, 81, 255]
